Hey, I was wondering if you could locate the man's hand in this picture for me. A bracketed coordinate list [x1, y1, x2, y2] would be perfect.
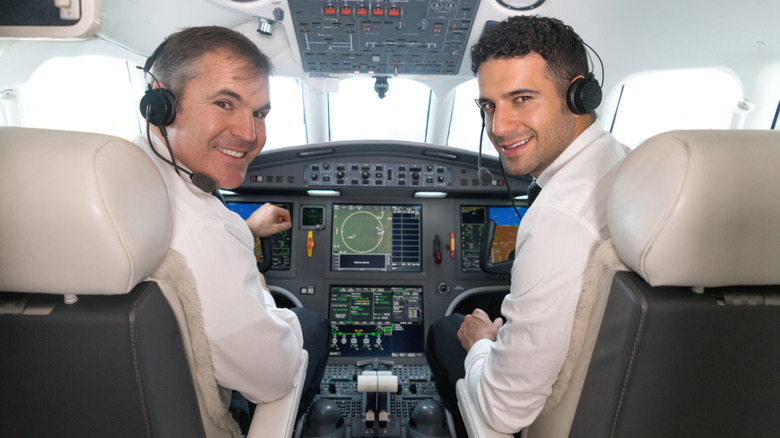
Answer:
[457, 308, 504, 352]
[245, 203, 292, 237]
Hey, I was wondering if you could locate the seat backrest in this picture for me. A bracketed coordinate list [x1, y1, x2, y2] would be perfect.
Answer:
[569, 130, 780, 438]
[0, 127, 206, 437]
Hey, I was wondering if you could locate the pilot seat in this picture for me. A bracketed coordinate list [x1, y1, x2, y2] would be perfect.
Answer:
[0, 127, 306, 438]
[456, 129, 780, 438]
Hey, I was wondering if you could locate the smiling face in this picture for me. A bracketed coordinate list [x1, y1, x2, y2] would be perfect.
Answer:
[477, 53, 590, 178]
[163, 50, 270, 190]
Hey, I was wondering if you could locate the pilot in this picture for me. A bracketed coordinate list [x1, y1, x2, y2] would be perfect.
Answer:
[425, 15, 630, 436]
[134, 26, 329, 432]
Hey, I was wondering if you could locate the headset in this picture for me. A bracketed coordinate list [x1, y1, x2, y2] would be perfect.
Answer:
[567, 72, 601, 115]
[139, 40, 176, 127]
[476, 105, 493, 185]
[566, 37, 604, 115]
[138, 39, 217, 193]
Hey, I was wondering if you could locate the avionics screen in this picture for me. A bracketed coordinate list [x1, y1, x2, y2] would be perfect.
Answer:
[225, 202, 292, 271]
[331, 204, 422, 272]
[460, 205, 526, 273]
[328, 285, 424, 358]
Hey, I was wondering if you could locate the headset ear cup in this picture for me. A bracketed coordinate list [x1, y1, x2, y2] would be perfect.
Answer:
[566, 75, 602, 115]
[139, 87, 176, 127]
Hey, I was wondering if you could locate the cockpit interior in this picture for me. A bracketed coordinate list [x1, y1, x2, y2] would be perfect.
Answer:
[2, 0, 780, 437]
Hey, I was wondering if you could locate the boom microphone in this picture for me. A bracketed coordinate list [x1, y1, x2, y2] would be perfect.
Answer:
[476, 109, 494, 184]
[147, 123, 218, 193]
[189, 171, 218, 194]
[478, 166, 493, 185]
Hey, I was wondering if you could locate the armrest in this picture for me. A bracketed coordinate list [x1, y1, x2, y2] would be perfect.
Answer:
[456, 379, 514, 438]
[247, 350, 309, 438]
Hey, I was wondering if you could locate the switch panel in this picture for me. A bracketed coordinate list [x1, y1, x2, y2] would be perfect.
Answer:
[304, 161, 451, 187]
[289, 0, 481, 75]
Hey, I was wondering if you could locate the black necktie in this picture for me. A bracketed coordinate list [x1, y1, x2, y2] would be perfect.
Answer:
[527, 180, 542, 207]
[212, 189, 226, 205]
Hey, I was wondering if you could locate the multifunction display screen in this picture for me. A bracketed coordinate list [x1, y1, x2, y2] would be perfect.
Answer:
[331, 204, 422, 273]
[328, 285, 424, 358]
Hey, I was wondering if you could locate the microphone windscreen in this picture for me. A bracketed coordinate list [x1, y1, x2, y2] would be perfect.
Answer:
[478, 167, 494, 185]
[190, 173, 217, 193]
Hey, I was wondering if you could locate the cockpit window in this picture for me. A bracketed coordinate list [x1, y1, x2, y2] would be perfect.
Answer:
[17, 56, 307, 149]
[327, 77, 431, 143]
[265, 77, 307, 150]
[19, 55, 145, 141]
[611, 68, 741, 148]
[447, 78, 497, 156]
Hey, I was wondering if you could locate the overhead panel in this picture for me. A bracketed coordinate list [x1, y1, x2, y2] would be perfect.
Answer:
[288, 0, 480, 75]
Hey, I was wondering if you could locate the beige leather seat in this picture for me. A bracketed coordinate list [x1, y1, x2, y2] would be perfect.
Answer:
[0, 127, 306, 437]
[457, 129, 780, 438]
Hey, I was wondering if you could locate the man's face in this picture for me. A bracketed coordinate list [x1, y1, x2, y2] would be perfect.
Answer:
[477, 53, 583, 178]
[165, 51, 270, 190]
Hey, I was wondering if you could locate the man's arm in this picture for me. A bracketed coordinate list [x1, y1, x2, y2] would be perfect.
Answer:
[464, 211, 599, 433]
[245, 203, 291, 237]
[181, 212, 304, 403]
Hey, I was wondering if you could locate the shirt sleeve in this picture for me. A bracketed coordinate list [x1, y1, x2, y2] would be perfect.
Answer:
[464, 207, 600, 433]
[179, 210, 304, 403]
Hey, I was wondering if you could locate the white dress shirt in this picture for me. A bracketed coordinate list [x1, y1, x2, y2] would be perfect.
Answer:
[135, 134, 304, 403]
[464, 123, 630, 433]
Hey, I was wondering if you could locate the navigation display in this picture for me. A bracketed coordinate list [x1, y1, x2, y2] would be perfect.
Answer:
[331, 204, 422, 272]
[460, 205, 525, 273]
[328, 285, 424, 358]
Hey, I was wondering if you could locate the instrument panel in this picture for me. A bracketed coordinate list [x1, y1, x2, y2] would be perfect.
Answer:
[226, 140, 531, 437]
[227, 140, 531, 361]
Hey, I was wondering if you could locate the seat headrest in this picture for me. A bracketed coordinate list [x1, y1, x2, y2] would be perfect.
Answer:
[608, 129, 780, 287]
[0, 127, 171, 295]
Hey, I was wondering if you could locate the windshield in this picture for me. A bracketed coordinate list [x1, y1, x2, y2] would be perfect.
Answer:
[12, 55, 748, 154]
[327, 77, 431, 143]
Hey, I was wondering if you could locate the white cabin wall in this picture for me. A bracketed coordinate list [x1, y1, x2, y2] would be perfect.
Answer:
[99, 0, 248, 56]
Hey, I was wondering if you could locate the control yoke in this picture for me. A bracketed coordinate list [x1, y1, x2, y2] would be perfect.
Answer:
[479, 220, 514, 276]
[257, 237, 272, 273]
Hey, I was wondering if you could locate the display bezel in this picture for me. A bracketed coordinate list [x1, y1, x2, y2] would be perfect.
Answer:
[330, 203, 422, 273]
[327, 285, 425, 359]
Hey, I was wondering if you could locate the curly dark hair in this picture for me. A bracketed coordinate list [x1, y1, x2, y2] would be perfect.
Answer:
[470, 15, 590, 97]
